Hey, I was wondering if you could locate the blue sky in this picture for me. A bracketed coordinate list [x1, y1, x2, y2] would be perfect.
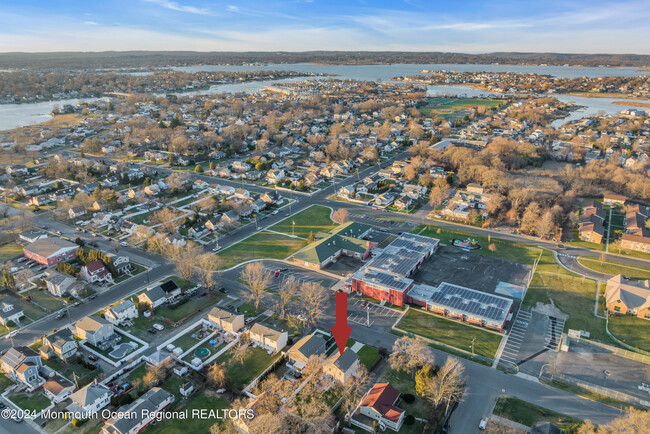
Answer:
[1, 0, 649, 53]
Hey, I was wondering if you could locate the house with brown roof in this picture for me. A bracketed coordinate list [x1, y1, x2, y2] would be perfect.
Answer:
[356, 383, 405, 432]
[206, 307, 244, 334]
[43, 374, 76, 403]
[605, 275, 650, 319]
[578, 200, 606, 243]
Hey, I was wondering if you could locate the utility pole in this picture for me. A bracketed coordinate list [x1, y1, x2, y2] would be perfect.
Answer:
[366, 304, 370, 327]
[470, 337, 476, 357]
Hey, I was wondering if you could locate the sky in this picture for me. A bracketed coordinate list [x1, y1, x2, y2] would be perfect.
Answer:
[1, 0, 649, 53]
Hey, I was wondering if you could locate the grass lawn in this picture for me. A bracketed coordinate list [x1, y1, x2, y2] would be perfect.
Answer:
[356, 345, 380, 369]
[170, 276, 195, 292]
[396, 309, 503, 359]
[25, 288, 65, 311]
[0, 243, 23, 260]
[155, 294, 222, 323]
[493, 396, 581, 429]
[11, 392, 51, 412]
[45, 356, 99, 388]
[608, 315, 650, 353]
[0, 291, 45, 322]
[236, 301, 264, 316]
[270, 205, 336, 238]
[414, 224, 541, 266]
[113, 263, 146, 284]
[168, 328, 202, 352]
[216, 346, 275, 390]
[0, 373, 13, 388]
[129, 211, 153, 225]
[216, 231, 307, 269]
[523, 251, 607, 342]
[577, 257, 650, 280]
[381, 368, 433, 420]
[147, 391, 228, 433]
[123, 314, 160, 340]
[125, 362, 149, 393]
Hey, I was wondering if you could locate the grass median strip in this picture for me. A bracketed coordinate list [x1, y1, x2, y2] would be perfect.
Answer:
[493, 396, 582, 429]
[577, 256, 650, 280]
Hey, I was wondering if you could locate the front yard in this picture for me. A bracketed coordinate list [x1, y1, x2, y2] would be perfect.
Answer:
[493, 396, 581, 430]
[10, 391, 51, 412]
[25, 288, 66, 311]
[154, 293, 223, 323]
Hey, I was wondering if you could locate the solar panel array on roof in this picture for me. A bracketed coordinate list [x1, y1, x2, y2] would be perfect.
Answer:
[427, 282, 513, 323]
[388, 233, 439, 254]
[352, 267, 413, 292]
[368, 247, 423, 276]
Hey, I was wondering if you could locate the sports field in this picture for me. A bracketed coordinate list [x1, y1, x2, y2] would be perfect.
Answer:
[419, 97, 504, 116]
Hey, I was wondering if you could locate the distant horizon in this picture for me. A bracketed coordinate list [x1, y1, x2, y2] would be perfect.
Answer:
[2, 1, 650, 54]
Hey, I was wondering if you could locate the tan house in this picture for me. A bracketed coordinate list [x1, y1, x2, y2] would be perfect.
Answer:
[206, 307, 244, 334]
[249, 323, 288, 354]
[603, 193, 627, 206]
[285, 334, 327, 371]
[605, 275, 650, 319]
[323, 348, 361, 384]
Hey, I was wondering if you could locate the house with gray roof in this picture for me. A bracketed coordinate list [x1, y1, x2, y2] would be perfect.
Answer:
[101, 387, 173, 434]
[43, 374, 76, 403]
[286, 333, 327, 371]
[104, 300, 138, 325]
[44, 269, 78, 296]
[40, 328, 78, 361]
[0, 346, 44, 389]
[0, 302, 24, 326]
[206, 307, 244, 334]
[70, 380, 113, 413]
[324, 348, 361, 384]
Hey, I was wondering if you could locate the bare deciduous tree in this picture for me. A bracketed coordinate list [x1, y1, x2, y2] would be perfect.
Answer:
[341, 365, 369, 426]
[277, 276, 298, 319]
[196, 253, 223, 290]
[389, 336, 434, 378]
[300, 281, 329, 327]
[332, 208, 349, 224]
[150, 207, 183, 234]
[169, 243, 202, 284]
[207, 362, 229, 389]
[427, 357, 465, 414]
[240, 262, 271, 311]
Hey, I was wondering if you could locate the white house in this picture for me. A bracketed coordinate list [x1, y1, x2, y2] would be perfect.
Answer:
[70, 380, 113, 413]
[43, 270, 77, 297]
[81, 260, 113, 284]
[104, 300, 138, 325]
[0, 302, 24, 326]
[100, 387, 173, 434]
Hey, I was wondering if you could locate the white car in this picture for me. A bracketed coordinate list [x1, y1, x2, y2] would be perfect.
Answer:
[152, 323, 165, 331]
[212, 246, 222, 252]
[479, 417, 488, 430]
[120, 241, 128, 247]
[272, 210, 279, 215]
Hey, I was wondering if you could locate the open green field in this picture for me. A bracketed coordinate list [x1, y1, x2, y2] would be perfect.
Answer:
[396, 309, 503, 359]
[419, 97, 504, 116]
[270, 205, 336, 238]
[0, 243, 23, 260]
[414, 224, 541, 265]
[216, 346, 275, 390]
[216, 231, 307, 269]
[608, 315, 650, 353]
[147, 391, 228, 433]
[524, 251, 607, 341]
[10, 392, 51, 412]
[493, 396, 581, 429]
[578, 257, 650, 280]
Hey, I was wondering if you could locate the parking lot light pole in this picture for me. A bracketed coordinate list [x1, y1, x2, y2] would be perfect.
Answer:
[366, 304, 370, 327]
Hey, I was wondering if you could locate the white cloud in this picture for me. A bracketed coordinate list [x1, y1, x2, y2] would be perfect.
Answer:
[226, 5, 239, 12]
[143, 0, 212, 15]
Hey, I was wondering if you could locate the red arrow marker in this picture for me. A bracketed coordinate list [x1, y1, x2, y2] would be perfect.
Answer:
[331, 292, 353, 356]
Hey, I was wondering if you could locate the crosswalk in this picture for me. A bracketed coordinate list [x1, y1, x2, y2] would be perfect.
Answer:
[556, 253, 577, 259]
[498, 309, 531, 369]
[545, 316, 565, 351]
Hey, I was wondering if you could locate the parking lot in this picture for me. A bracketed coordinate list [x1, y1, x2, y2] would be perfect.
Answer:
[346, 294, 401, 327]
[261, 262, 340, 291]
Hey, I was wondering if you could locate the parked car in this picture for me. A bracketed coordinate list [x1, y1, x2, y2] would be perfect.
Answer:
[212, 246, 222, 252]
[120, 241, 128, 247]
[88, 294, 97, 300]
[218, 287, 228, 293]
[278, 267, 288, 272]
[88, 354, 99, 361]
[479, 417, 488, 430]
[153, 323, 164, 331]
